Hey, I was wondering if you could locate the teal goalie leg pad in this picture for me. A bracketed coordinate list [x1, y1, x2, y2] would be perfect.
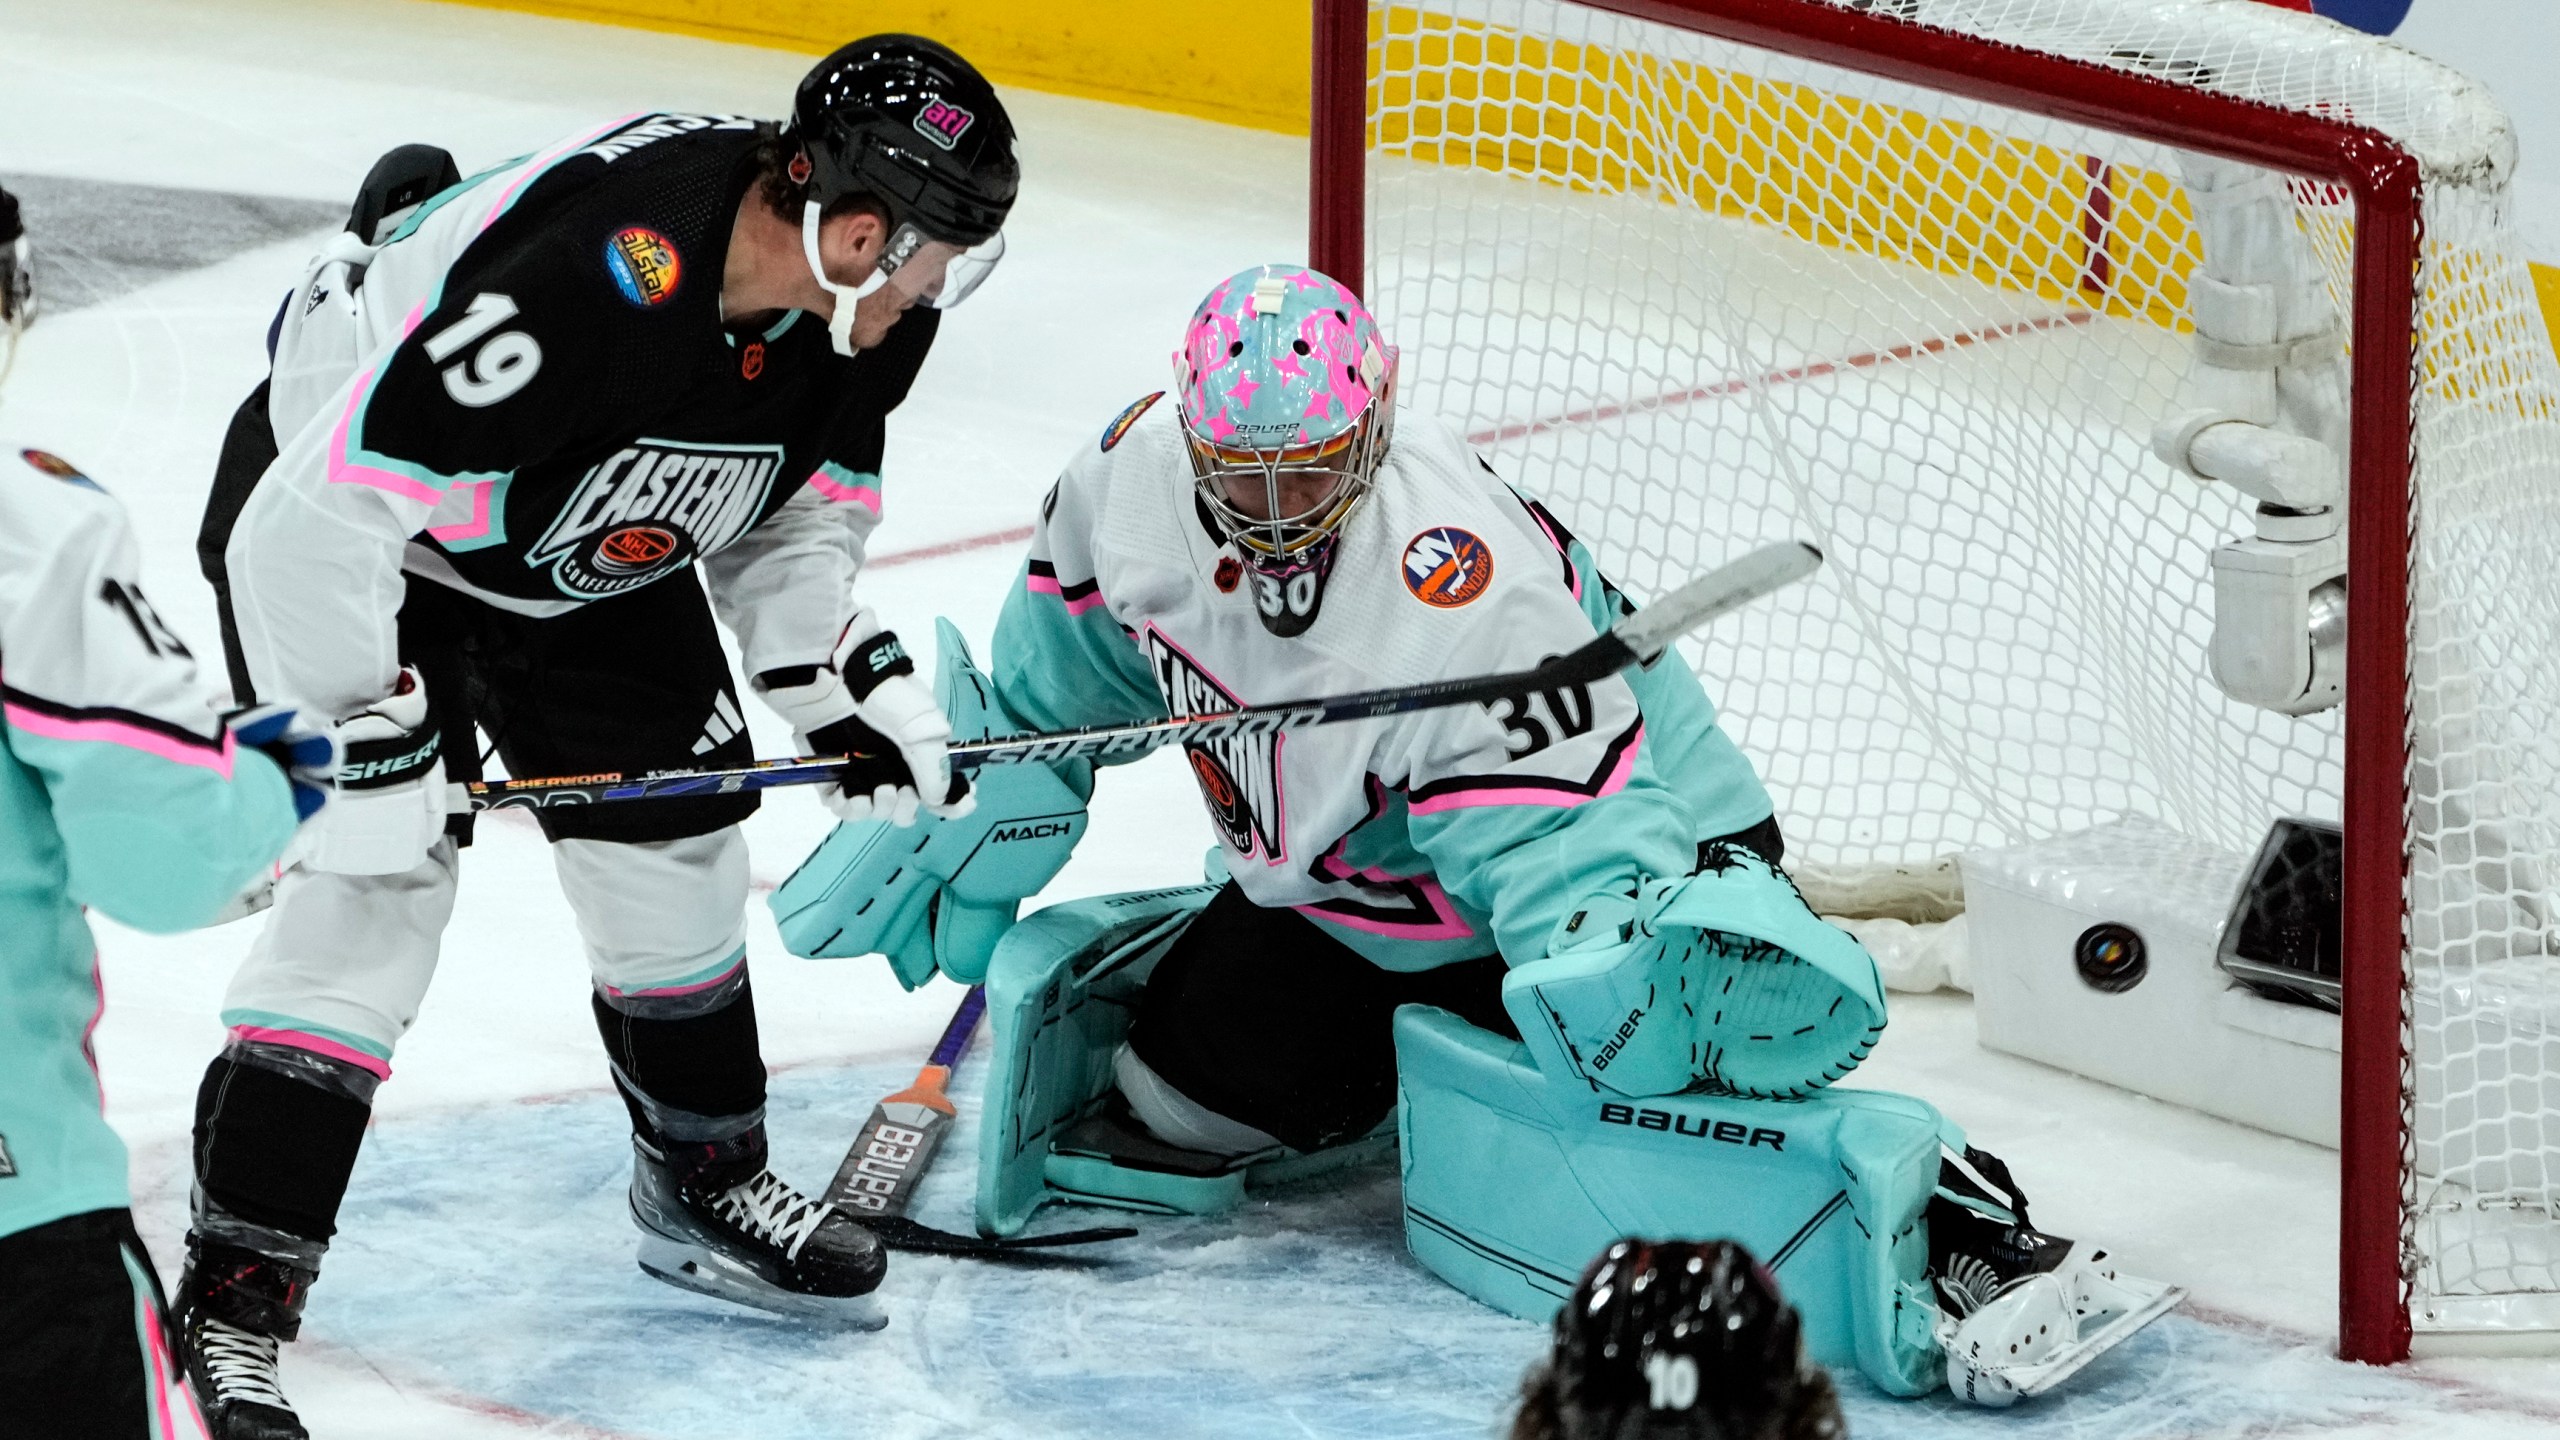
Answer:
[975, 884, 1396, 1235]
[1394, 1005, 1950, 1397]
[975, 883, 1227, 1234]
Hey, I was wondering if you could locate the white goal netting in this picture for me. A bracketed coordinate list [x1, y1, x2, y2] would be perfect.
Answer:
[1355, 0, 2560, 1338]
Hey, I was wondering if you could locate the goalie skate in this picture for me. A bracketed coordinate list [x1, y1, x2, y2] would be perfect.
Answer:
[1936, 1244, 2182, 1406]
[628, 1142, 887, 1330]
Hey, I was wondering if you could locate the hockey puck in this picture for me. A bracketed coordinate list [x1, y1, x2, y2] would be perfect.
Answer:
[2074, 922, 2147, 993]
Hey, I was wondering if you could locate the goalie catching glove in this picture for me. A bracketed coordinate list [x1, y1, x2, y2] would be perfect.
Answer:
[770, 619, 1085, 986]
[1502, 842, 1887, 1099]
[753, 607, 975, 827]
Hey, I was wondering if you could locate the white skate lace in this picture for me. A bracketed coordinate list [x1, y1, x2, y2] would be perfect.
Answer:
[713, 1170, 833, 1261]
[1935, 1254, 2007, 1317]
[194, 1318, 292, 1410]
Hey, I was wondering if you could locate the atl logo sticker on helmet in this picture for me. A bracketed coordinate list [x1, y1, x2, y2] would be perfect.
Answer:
[913, 98, 975, 151]
[1402, 527, 1495, 609]
[604, 227, 681, 308]
[1100, 391, 1162, 452]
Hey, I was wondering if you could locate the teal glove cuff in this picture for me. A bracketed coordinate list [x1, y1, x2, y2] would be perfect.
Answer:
[769, 619, 1089, 988]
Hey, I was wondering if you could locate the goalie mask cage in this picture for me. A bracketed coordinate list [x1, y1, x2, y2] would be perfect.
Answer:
[1310, 0, 2560, 1363]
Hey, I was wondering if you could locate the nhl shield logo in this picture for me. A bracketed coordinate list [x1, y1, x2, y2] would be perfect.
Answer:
[1402, 527, 1494, 609]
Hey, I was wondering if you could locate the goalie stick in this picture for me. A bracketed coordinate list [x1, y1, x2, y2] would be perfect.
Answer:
[463, 540, 1825, 810]
[825, 985, 1137, 1258]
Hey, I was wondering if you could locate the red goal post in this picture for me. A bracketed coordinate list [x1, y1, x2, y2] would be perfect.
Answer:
[1309, 0, 2425, 1363]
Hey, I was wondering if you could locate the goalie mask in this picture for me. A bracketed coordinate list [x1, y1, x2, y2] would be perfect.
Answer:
[787, 35, 1019, 355]
[1174, 264, 1396, 637]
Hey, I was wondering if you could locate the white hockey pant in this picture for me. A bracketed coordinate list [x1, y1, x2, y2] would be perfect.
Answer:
[218, 828, 751, 1076]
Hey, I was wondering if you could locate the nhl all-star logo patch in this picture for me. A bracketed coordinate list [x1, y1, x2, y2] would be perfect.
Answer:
[18, 449, 102, 493]
[604, 226, 682, 308]
[1101, 391, 1163, 452]
[1402, 526, 1494, 609]
[914, 97, 976, 150]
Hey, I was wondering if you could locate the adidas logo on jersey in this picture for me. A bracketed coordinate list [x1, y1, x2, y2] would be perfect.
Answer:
[528, 439, 783, 599]
[691, 692, 747, 757]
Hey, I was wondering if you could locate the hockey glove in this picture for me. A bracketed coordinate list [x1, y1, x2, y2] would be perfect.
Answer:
[754, 608, 974, 827]
[224, 703, 342, 821]
[771, 619, 1086, 988]
[1503, 844, 1887, 1099]
[295, 665, 449, 875]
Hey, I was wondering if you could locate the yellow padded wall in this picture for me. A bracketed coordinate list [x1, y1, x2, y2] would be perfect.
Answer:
[444, 0, 1314, 133]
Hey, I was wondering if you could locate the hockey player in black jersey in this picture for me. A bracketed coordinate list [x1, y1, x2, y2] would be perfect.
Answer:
[1511, 1240, 1847, 1440]
[180, 36, 1016, 1439]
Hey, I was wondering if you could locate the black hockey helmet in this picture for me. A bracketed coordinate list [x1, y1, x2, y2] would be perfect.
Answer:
[789, 35, 1017, 248]
[1512, 1240, 1845, 1440]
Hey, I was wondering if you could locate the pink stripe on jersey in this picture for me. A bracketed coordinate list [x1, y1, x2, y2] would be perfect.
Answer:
[1026, 572, 1109, 616]
[425, 476, 499, 543]
[327, 303, 445, 505]
[1407, 725, 1645, 815]
[83, 957, 107, 1114]
[481, 114, 641, 230]
[806, 471, 883, 513]
[1294, 869, 1476, 941]
[602, 955, 745, 1001]
[228, 1026, 393, 1081]
[3, 702, 238, 777]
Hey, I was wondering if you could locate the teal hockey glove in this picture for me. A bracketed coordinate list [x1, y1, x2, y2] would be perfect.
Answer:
[1502, 844, 1887, 1099]
[770, 620, 1089, 988]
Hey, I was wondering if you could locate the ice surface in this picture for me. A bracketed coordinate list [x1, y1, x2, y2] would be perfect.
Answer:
[11, 0, 2560, 1434]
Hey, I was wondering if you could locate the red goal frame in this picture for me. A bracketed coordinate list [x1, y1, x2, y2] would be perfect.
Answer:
[1309, 0, 2422, 1364]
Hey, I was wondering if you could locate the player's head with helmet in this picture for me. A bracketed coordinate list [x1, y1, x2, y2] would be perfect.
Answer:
[1174, 263, 1396, 637]
[1512, 1239, 1846, 1440]
[770, 34, 1019, 355]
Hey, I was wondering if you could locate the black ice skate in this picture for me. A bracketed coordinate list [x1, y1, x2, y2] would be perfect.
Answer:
[628, 1134, 887, 1328]
[1924, 1145, 2180, 1406]
[1926, 1145, 2076, 1315]
[175, 1239, 314, 1440]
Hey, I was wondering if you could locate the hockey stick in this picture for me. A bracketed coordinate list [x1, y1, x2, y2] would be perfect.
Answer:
[824, 985, 1137, 1258]
[463, 540, 1824, 811]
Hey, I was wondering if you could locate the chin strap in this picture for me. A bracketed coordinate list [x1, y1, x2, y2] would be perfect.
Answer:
[801, 200, 888, 357]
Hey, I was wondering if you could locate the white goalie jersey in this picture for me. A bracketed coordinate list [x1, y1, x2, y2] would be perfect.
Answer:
[989, 394, 1777, 971]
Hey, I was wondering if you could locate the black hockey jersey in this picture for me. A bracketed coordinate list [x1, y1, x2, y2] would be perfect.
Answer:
[224, 113, 927, 717]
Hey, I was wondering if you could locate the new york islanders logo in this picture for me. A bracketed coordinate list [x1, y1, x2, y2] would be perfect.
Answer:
[604, 227, 681, 308]
[914, 98, 976, 151]
[1101, 391, 1162, 451]
[1402, 527, 1494, 609]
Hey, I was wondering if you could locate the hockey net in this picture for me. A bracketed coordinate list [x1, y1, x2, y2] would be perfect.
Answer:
[1314, 0, 2560, 1359]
